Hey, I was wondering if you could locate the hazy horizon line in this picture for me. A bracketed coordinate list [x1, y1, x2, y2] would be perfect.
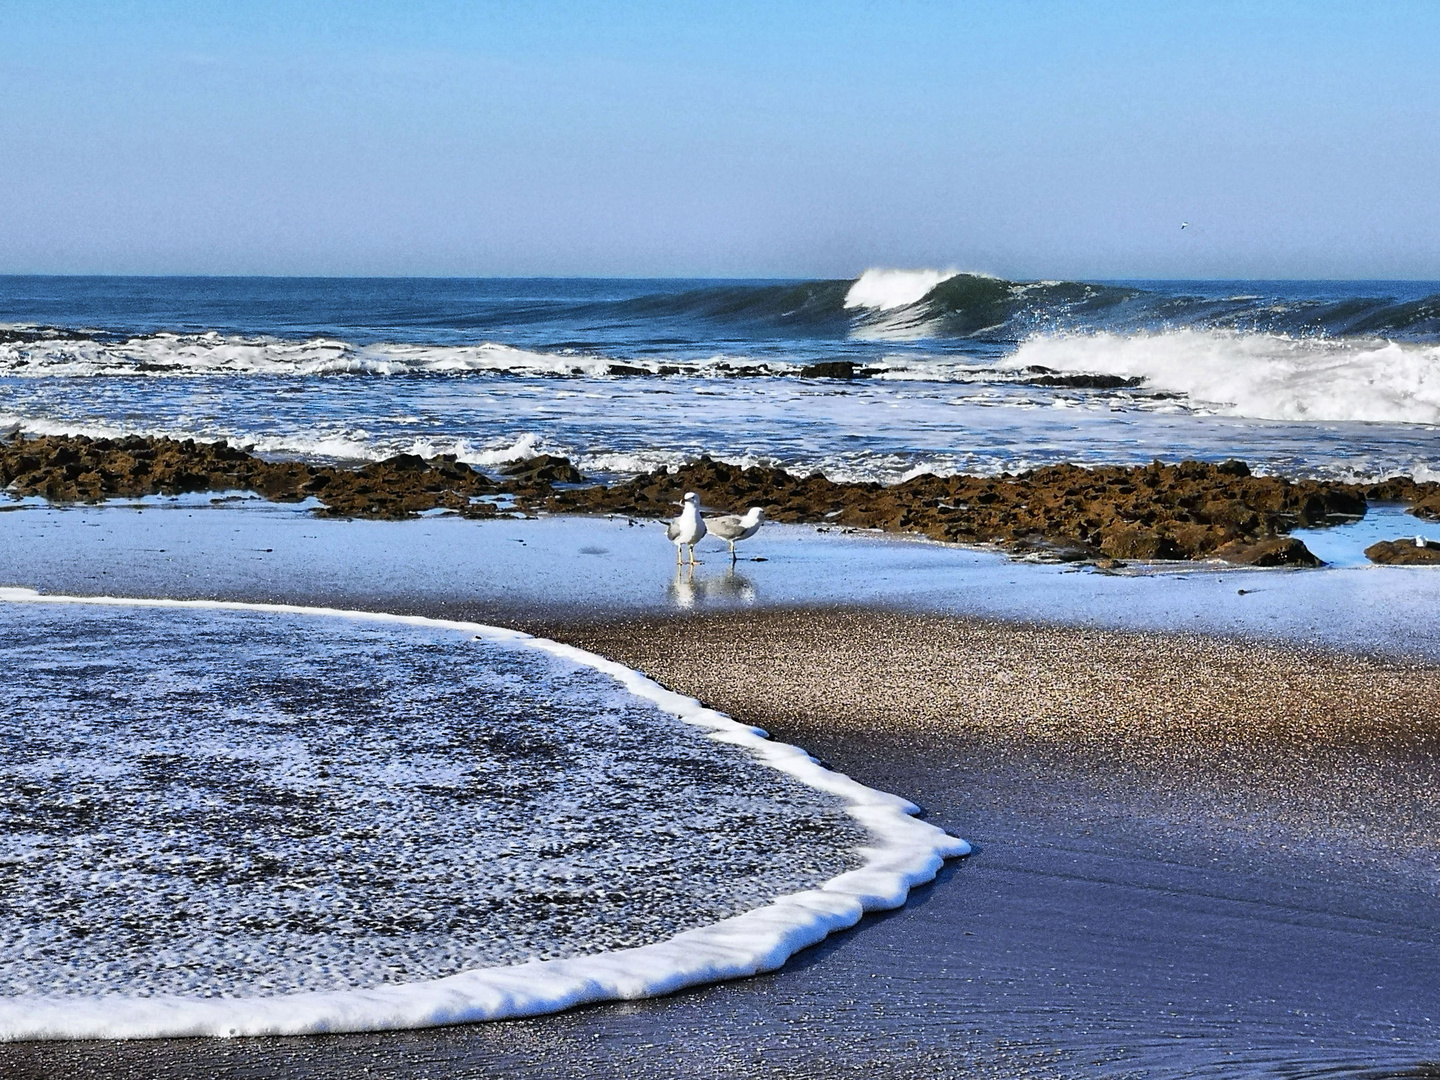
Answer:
[4, 272, 1440, 285]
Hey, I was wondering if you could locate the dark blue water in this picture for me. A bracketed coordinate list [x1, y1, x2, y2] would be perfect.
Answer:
[3, 275, 1438, 349]
[1, 272, 1438, 483]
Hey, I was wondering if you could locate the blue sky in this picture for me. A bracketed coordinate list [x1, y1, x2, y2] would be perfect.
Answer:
[2, 1, 1437, 278]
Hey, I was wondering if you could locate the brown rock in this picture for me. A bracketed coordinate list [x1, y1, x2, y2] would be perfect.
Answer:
[1413, 494, 1440, 522]
[1099, 526, 1184, 560]
[0, 433, 497, 520]
[499, 454, 583, 485]
[1365, 539, 1440, 565]
[799, 361, 866, 379]
[1215, 537, 1323, 567]
[4, 433, 1436, 566]
[1024, 371, 1143, 389]
[1361, 477, 1440, 517]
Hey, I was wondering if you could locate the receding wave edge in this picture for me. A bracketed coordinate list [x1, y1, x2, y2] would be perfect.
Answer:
[0, 588, 968, 1042]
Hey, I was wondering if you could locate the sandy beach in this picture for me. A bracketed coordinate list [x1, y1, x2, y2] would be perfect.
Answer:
[5, 590, 1439, 1078]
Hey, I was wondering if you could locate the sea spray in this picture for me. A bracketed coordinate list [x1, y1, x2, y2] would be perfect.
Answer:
[843, 267, 961, 311]
[1006, 329, 1440, 425]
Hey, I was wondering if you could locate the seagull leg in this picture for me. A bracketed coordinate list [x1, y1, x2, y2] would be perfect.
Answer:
[689, 544, 701, 566]
[729, 540, 737, 563]
[675, 544, 683, 566]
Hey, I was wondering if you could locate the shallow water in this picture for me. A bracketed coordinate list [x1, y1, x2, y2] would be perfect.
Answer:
[1290, 502, 1440, 567]
[4, 496, 1440, 661]
[0, 601, 864, 998]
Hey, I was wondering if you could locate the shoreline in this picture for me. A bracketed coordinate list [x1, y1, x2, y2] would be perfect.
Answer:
[4, 603, 1440, 1075]
[545, 610, 1440, 870]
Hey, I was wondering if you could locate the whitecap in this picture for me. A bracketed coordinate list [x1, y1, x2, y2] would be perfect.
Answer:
[843, 268, 960, 311]
[1007, 329, 1440, 425]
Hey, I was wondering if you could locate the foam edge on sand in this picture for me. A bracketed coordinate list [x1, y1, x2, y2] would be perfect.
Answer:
[0, 587, 969, 1042]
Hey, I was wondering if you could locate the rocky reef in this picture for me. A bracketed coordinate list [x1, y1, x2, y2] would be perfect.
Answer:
[5, 433, 1440, 565]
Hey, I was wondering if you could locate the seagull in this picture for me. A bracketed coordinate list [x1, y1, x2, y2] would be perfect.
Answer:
[1417, 535, 1429, 549]
[666, 492, 707, 565]
[706, 507, 765, 562]
[1180, 221, 1189, 230]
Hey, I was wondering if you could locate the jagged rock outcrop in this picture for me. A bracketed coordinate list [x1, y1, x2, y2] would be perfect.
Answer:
[543, 456, 1376, 563]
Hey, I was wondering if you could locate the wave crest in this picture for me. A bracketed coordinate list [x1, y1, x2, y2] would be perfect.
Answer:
[844, 268, 960, 311]
[0, 333, 620, 379]
[1008, 330, 1440, 425]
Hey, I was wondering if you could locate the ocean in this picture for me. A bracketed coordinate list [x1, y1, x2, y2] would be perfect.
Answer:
[2, 271, 1438, 483]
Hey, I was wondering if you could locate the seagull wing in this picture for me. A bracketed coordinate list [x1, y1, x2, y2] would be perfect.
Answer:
[665, 518, 682, 541]
[707, 515, 743, 540]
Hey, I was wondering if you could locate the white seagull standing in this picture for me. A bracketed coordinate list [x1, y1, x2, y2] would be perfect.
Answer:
[706, 507, 765, 562]
[666, 491, 707, 565]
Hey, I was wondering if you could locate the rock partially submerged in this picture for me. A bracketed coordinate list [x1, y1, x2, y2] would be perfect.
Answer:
[499, 454, 584, 486]
[1021, 367, 1144, 390]
[1366, 539, 1440, 565]
[0, 435, 499, 520]
[6, 433, 1440, 565]
[799, 361, 868, 380]
[1213, 537, 1324, 568]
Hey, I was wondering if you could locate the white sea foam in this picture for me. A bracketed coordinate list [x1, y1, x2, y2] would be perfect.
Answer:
[1008, 330, 1440, 425]
[0, 332, 811, 380]
[573, 448, 691, 476]
[0, 589, 968, 1042]
[246, 431, 555, 468]
[0, 334, 615, 379]
[844, 268, 959, 311]
[0, 412, 560, 469]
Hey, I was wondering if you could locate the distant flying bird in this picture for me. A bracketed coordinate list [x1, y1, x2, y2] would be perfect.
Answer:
[706, 507, 765, 562]
[666, 492, 707, 565]
[1180, 222, 1190, 230]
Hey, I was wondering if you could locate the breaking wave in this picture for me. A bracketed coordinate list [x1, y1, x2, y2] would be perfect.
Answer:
[844, 268, 960, 311]
[3, 274, 1439, 486]
[0, 332, 622, 379]
[539, 272, 1440, 342]
[5, 318, 1437, 428]
[1008, 330, 1440, 426]
[4, 273, 1437, 379]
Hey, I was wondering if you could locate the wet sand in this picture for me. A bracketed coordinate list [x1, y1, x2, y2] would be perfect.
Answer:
[7, 608, 1440, 1078]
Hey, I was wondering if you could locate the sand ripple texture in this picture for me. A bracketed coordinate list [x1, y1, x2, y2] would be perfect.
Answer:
[0, 603, 866, 998]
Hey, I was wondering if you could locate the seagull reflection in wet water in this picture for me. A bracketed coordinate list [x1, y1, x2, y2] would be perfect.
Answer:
[668, 565, 758, 610]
